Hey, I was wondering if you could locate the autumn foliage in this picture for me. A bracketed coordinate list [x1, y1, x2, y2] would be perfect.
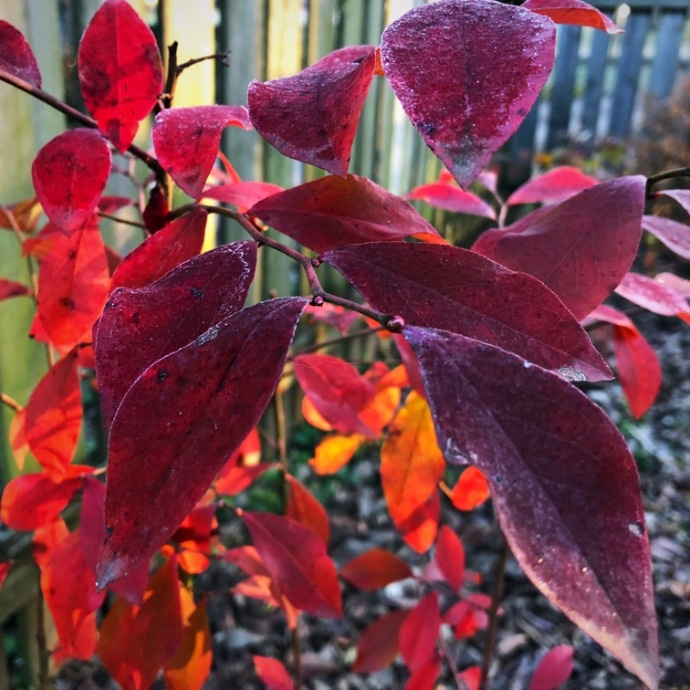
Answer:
[1, 0, 689, 688]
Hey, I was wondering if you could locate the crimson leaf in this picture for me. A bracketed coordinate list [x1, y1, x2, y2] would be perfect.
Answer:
[380, 0, 555, 189]
[506, 166, 598, 206]
[97, 297, 307, 587]
[249, 175, 441, 253]
[473, 176, 646, 319]
[248, 46, 376, 176]
[78, 0, 163, 152]
[0, 20, 41, 87]
[324, 242, 610, 381]
[95, 242, 257, 432]
[32, 129, 111, 236]
[405, 326, 658, 689]
[522, 0, 622, 34]
[152, 106, 253, 198]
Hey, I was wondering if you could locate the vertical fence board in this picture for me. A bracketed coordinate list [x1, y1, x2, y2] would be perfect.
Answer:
[547, 25, 582, 149]
[581, 26, 612, 147]
[648, 11, 686, 98]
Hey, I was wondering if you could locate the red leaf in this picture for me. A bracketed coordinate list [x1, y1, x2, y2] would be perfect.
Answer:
[642, 215, 690, 260]
[110, 208, 208, 290]
[78, 0, 163, 152]
[522, 0, 622, 34]
[529, 645, 574, 690]
[353, 610, 409, 673]
[0, 563, 10, 590]
[253, 656, 293, 690]
[0, 278, 30, 301]
[25, 351, 82, 477]
[324, 242, 611, 381]
[37, 220, 110, 353]
[615, 272, 690, 319]
[293, 354, 377, 437]
[32, 129, 111, 235]
[473, 176, 646, 320]
[589, 306, 661, 419]
[459, 667, 482, 690]
[434, 526, 465, 592]
[407, 182, 496, 219]
[450, 467, 491, 511]
[153, 106, 252, 198]
[405, 326, 659, 689]
[249, 174, 440, 253]
[40, 529, 104, 663]
[241, 511, 342, 619]
[0, 472, 84, 531]
[405, 656, 441, 690]
[97, 298, 306, 587]
[173, 503, 219, 574]
[0, 20, 41, 87]
[285, 474, 330, 545]
[380, 1, 555, 189]
[202, 181, 283, 213]
[340, 548, 413, 590]
[142, 186, 169, 234]
[507, 166, 598, 206]
[98, 554, 184, 690]
[248, 46, 376, 176]
[95, 242, 257, 431]
[399, 592, 440, 672]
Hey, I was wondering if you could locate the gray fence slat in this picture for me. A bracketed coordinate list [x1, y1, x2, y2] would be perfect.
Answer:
[648, 11, 686, 98]
[609, 11, 651, 138]
[581, 27, 612, 146]
[547, 25, 582, 150]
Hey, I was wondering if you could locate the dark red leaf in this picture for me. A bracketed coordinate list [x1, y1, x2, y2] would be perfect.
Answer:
[399, 592, 440, 672]
[522, 0, 622, 33]
[506, 166, 598, 206]
[249, 174, 441, 253]
[253, 656, 293, 690]
[25, 350, 82, 477]
[37, 220, 110, 353]
[642, 215, 690, 260]
[529, 645, 574, 690]
[380, 1, 555, 189]
[405, 326, 658, 689]
[353, 610, 409, 673]
[0, 278, 30, 301]
[340, 548, 413, 590]
[285, 474, 330, 545]
[142, 186, 169, 234]
[615, 272, 690, 319]
[97, 298, 307, 587]
[32, 129, 111, 235]
[110, 208, 208, 290]
[324, 242, 611, 381]
[153, 106, 252, 198]
[293, 354, 377, 437]
[241, 511, 342, 619]
[407, 182, 496, 219]
[202, 181, 283, 213]
[95, 242, 257, 431]
[434, 525, 465, 592]
[248, 46, 376, 176]
[78, 0, 163, 152]
[473, 176, 646, 319]
[0, 21, 41, 87]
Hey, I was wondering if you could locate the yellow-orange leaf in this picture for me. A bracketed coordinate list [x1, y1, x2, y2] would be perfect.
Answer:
[310, 433, 367, 475]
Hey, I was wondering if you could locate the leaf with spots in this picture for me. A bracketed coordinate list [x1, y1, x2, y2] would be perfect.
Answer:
[405, 325, 658, 689]
[97, 297, 307, 588]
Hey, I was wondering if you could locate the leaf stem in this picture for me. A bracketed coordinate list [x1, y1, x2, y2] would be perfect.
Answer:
[479, 535, 509, 690]
[646, 166, 690, 198]
[97, 212, 147, 229]
[0, 392, 23, 413]
[292, 626, 303, 689]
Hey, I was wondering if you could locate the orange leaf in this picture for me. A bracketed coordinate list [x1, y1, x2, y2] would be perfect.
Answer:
[9, 408, 29, 471]
[172, 503, 219, 574]
[254, 656, 293, 690]
[398, 490, 440, 554]
[285, 474, 330, 545]
[451, 466, 491, 511]
[353, 609, 409, 673]
[310, 433, 366, 475]
[32, 517, 69, 569]
[340, 548, 413, 590]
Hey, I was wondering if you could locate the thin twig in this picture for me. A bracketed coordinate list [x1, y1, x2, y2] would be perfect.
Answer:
[0, 392, 23, 413]
[289, 326, 383, 358]
[646, 166, 690, 198]
[177, 52, 231, 73]
[291, 626, 303, 689]
[97, 212, 147, 229]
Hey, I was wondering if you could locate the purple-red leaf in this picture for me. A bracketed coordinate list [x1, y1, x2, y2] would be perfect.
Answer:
[407, 182, 496, 219]
[659, 189, 690, 216]
[615, 272, 690, 320]
[248, 46, 376, 176]
[473, 176, 646, 319]
[97, 297, 307, 587]
[78, 0, 163, 152]
[405, 326, 658, 689]
[241, 511, 342, 619]
[642, 215, 690, 260]
[380, 1, 555, 189]
[522, 0, 622, 34]
[0, 278, 31, 301]
[249, 174, 441, 253]
[506, 166, 598, 206]
[324, 242, 610, 381]
[95, 242, 257, 431]
[399, 592, 440, 672]
[353, 610, 409, 673]
[528, 645, 574, 690]
[0, 21, 41, 87]
[32, 129, 111, 236]
[110, 208, 208, 290]
[153, 106, 253, 198]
